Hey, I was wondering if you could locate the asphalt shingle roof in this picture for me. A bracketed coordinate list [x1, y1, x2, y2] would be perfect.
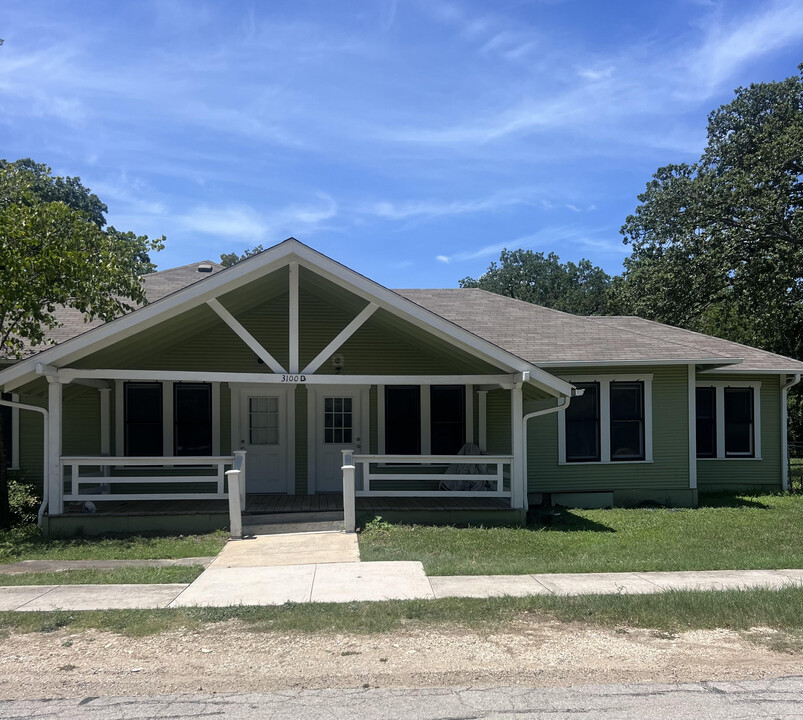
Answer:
[396, 288, 803, 373]
[6, 263, 803, 373]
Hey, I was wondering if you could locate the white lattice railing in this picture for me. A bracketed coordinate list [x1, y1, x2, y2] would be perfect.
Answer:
[60, 455, 237, 502]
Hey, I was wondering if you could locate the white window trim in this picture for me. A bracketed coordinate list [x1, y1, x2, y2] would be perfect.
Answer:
[114, 379, 221, 457]
[696, 381, 761, 461]
[377, 383, 472, 458]
[558, 374, 654, 465]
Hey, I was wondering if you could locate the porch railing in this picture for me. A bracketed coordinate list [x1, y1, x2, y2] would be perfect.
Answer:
[60, 455, 238, 502]
[351, 453, 513, 498]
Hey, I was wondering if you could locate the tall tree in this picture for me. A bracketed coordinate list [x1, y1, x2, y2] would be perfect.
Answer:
[617, 66, 803, 359]
[0, 159, 165, 526]
[460, 249, 613, 315]
[220, 245, 264, 267]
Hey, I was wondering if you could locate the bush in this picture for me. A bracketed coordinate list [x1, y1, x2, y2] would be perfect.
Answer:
[7, 474, 40, 526]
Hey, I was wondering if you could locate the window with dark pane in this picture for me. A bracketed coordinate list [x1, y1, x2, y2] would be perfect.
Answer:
[430, 385, 465, 455]
[324, 396, 353, 445]
[174, 384, 212, 456]
[724, 387, 754, 457]
[248, 396, 279, 445]
[124, 383, 163, 456]
[565, 382, 600, 462]
[610, 381, 645, 461]
[0, 393, 12, 468]
[696, 387, 716, 458]
[385, 386, 420, 454]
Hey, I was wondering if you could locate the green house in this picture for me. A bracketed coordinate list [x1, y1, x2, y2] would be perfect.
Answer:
[2, 239, 801, 536]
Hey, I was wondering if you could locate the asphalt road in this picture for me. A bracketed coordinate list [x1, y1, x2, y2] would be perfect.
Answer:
[3, 676, 802, 719]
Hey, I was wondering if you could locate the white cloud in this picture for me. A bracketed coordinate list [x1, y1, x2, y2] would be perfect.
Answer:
[363, 188, 543, 221]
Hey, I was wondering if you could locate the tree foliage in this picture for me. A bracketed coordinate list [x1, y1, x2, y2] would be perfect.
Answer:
[0, 159, 165, 357]
[460, 248, 613, 315]
[220, 245, 264, 267]
[617, 67, 803, 359]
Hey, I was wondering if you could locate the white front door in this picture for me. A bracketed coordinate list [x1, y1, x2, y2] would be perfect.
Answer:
[240, 389, 287, 493]
[314, 388, 363, 493]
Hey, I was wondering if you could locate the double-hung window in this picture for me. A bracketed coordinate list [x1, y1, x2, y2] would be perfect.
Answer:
[123, 382, 215, 457]
[382, 384, 467, 455]
[696, 384, 759, 459]
[560, 376, 651, 463]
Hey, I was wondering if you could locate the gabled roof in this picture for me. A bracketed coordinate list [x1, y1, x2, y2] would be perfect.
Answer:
[0, 240, 574, 396]
[397, 289, 803, 373]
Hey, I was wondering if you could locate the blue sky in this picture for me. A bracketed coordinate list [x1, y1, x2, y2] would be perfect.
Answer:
[2, 0, 801, 287]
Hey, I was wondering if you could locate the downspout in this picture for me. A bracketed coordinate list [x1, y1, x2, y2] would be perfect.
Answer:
[0, 399, 49, 529]
[781, 373, 801, 492]
[522, 390, 580, 509]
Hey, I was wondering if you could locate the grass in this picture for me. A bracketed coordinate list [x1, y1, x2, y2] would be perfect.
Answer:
[0, 586, 799, 638]
[0, 565, 203, 586]
[358, 493, 803, 576]
[0, 525, 227, 563]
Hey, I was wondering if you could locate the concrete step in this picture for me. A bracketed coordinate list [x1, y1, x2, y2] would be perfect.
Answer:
[242, 511, 345, 536]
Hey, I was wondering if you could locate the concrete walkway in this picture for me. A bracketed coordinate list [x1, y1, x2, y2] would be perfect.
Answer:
[1, 567, 800, 611]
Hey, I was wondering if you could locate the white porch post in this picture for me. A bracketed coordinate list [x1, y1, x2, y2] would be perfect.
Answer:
[511, 384, 524, 509]
[47, 378, 64, 515]
[289, 261, 299, 373]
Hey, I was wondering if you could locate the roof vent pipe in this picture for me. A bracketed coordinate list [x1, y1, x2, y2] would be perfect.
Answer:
[197, 264, 213, 273]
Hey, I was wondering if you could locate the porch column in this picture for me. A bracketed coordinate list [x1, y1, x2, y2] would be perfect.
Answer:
[47, 378, 64, 515]
[511, 384, 524, 509]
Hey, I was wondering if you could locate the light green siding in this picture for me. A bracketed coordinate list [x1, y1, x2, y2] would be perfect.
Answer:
[485, 390, 511, 455]
[696, 374, 782, 491]
[63, 385, 102, 456]
[528, 365, 690, 495]
[16, 396, 45, 490]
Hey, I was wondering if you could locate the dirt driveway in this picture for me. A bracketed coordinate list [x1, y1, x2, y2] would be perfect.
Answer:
[0, 619, 798, 699]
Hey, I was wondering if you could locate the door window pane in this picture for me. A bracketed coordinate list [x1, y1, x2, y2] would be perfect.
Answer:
[249, 396, 279, 445]
[696, 387, 716, 458]
[610, 381, 645, 461]
[385, 386, 421, 454]
[125, 383, 163, 456]
[724, 387, 754, 457]
[324, 397, 352, 445]
[174, 384, 212, 456]
[565, 382, 600, 462]
[430, 385, 466, 454]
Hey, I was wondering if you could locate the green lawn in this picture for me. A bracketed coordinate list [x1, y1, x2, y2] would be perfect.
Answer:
[0, 566, 203, 586]
[0, 586, 800, 640]
[358, 493, 803, 575]
[0, 526, 227, 563]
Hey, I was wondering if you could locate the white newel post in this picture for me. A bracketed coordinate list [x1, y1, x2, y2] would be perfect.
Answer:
[47, 378, 64, 515]
[511, 384, 524, 509]
[226, 452, 246, 540]
[342, 450, 356, 533]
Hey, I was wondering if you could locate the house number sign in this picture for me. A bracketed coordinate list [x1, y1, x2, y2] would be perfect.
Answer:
[281, 374, 307, 383]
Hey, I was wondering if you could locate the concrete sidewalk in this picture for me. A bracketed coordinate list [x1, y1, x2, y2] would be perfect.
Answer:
[1, 567, 800, 611]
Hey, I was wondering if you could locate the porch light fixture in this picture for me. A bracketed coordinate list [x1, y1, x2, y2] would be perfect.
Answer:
[332, 354, 345, 374]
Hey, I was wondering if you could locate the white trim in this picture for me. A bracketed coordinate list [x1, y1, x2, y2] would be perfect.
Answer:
[98, 388, 111, 457]
[211, 382, 221, 456]
[695, 380, 762, 460]
[510, 385, 524, 509]
[688, 365, 697, 490]
[421, 384, 431, 455]
[377, 384, 385, 454]
[47, 379, 63, 515]
[302, 302, 378, 375]
[8, 392, 20, 471]
[0, 240, 575, 398]
[699, 367, 803, 375]
[230, 383, 241, 452]
[206, 297, 286, 374]
[289, 261, 299, 373]
[557, 374, 654, 465]
[478, 391, 487, 452]
[162, 380, 174, 455]
[287, 385, 296, 494]
[465, 386, 474, 444]
[114, 380, 123, 455]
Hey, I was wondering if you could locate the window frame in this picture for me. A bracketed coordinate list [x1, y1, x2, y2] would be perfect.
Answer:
[695, 381, 761, 461]
[558, 375, 653, 465]
[115, 380, 220, 457]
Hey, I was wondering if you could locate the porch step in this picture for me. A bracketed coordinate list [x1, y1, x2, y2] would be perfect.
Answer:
[243, 511, 344, 536]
